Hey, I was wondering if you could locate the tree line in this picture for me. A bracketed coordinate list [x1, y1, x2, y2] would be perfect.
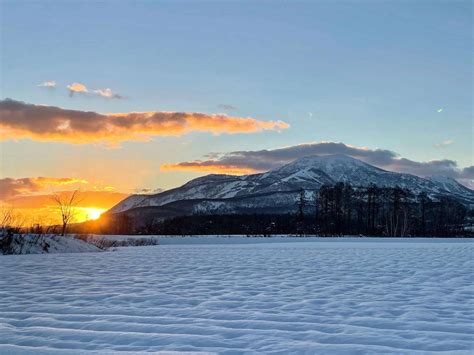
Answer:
[311, 183, 468, 237]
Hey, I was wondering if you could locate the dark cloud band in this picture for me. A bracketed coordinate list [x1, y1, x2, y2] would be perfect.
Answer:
[0, 99, 289, 146]
[162, 142, 473, 188]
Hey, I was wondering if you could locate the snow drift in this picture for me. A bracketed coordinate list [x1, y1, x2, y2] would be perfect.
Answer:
[0, 234, 102, 255]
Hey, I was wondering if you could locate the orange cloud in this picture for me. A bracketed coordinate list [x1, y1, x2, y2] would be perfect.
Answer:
[161, 161, 259, 175]
[0, 99, 289, 146]
[33, 177, 88, 186]
[67, 82, 88, 96]
[0, 177, 88, 200]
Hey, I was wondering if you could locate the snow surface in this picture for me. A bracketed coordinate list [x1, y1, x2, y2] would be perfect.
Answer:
[77, 234, 160, 249]
[0, 238, 473, 354]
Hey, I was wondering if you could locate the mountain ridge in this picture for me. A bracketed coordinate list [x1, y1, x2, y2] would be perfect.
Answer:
[108, 154, 473, 215]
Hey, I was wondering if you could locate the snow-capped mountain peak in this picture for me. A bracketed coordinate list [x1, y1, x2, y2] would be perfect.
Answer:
[108, 154, 473, 214]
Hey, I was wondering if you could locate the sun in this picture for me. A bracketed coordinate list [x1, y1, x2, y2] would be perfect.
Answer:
[79, 207, 106, 221]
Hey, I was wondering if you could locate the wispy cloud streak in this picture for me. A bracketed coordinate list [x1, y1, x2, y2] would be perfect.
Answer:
[37, 81, 56, 88]
[93, 88, 123, 99]
[434, 139, 454, 148]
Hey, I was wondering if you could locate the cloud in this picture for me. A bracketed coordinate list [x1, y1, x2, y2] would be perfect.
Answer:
[0, 99, 289, 146]
[93, 88, 124, 99]
[163, 142, 398, 173]
[461, 166, 474, 178]
[37, 81, 56, 88]
[217, 104, 238, 111]
[458, 166, 474, 189]
[134, 187, 165, 194]
[67, 82, 88, 96]
[435, 139, 454, 148]
[161, 141, 474, 186]
[0, 177, 88, 200]
[161, 161, 257, 175]
[66, 83, 124, 99]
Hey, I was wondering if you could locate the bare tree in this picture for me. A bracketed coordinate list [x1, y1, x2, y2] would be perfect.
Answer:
[0, 206, 26, 232]
[52, 190, 83, 236]
[1, 206, 15, 229]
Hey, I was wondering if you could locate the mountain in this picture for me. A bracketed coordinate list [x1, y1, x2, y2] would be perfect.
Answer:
[428, 175, 473, 205]
[107, 155, 474, 221]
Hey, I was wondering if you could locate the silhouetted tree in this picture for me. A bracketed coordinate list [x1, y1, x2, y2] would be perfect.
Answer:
[52, 190, 82, 236]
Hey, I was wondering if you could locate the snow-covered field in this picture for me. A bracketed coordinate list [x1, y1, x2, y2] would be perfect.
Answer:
[0, 238, 473, 354]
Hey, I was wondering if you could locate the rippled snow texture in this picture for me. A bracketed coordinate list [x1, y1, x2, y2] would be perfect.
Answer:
[0, 239, 473, 354]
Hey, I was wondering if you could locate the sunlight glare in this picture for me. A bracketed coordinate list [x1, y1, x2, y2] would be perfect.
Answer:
[79, 207, 106, 221]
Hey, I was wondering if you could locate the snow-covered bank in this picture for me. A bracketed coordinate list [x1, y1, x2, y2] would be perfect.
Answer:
[0, 234, 102, 255]
[0, 234, 162, 255]
[0, 239, 472, 353]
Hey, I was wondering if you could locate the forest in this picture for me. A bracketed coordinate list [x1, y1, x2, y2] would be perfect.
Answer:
[87, 183, 471, 237]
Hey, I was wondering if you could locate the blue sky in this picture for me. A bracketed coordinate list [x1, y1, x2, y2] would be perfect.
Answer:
[1, 0, 472, 193]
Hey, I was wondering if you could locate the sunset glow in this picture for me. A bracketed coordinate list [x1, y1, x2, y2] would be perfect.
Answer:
[0, 0, 472, 228]
[0, 2, 472, 354]
[0, 189, 128, 227]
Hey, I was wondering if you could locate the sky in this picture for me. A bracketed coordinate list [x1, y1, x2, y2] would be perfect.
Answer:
[0, 0, 472, 223]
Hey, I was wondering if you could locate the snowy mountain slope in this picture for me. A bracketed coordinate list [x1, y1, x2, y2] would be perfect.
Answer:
[117, 190, 303, 227]
[428, 175, 474, 205]
[108, 154, 474, 215]
[109, 194, 149, 213]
